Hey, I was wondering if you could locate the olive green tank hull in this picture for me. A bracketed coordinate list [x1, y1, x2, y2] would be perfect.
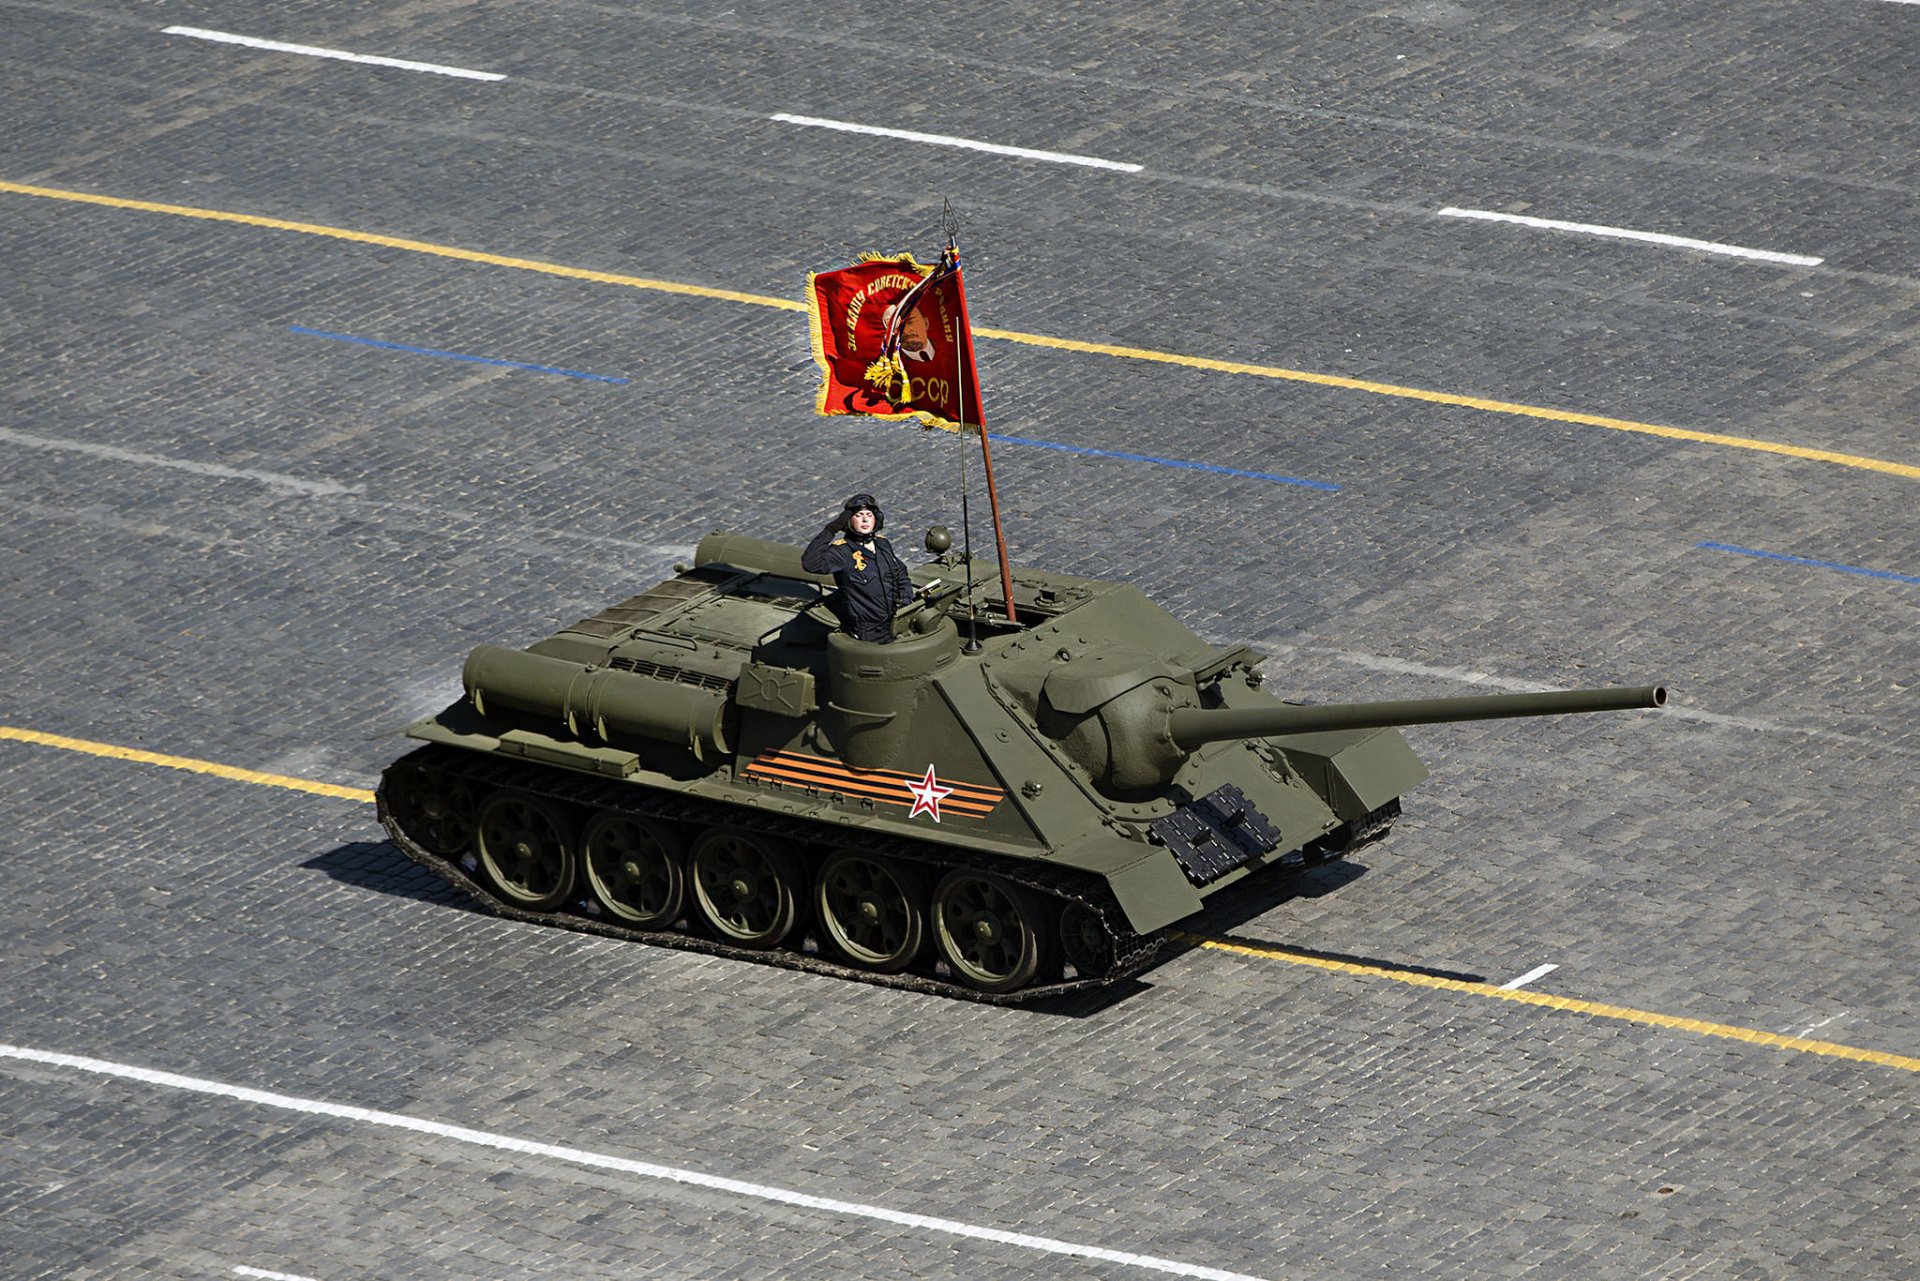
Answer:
[379, 533, 1663, 999]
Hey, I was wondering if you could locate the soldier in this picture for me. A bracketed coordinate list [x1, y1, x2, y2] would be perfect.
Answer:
[802, 493, 915, 643]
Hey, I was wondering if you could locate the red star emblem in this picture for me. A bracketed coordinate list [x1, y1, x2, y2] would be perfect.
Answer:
[904, 763, 955, 823]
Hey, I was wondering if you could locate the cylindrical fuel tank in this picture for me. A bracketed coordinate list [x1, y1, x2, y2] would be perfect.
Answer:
[694, 532, 832, 584]
[824, 616, 960, 769]
[463, 644, 732, 760]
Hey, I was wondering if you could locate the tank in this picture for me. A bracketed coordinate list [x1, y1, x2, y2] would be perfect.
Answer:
[378, 531, 1666, 1001]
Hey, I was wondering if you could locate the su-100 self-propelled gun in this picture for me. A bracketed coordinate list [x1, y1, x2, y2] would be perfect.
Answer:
[379, 532, 1665, 1001]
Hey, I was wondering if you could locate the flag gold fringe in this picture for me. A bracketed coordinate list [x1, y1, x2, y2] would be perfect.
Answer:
[804, 251, 978, 434]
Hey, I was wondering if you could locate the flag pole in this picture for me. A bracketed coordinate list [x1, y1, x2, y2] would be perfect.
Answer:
[958, 454, 981, 654]
[947, 239, 1018, 625]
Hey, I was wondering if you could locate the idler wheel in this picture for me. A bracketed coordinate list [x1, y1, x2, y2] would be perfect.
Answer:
[474, 791, 579, 912]
[1058, 902, 1113, 980]
[932, 871, 1045, 994]
[583, 813, 687, 929]
[690, 827, 803, 949]
[814, 851, 927, 973]
[385, 758, 475, 856]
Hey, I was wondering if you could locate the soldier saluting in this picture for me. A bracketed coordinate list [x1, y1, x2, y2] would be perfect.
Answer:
[803, 493, 914, 644]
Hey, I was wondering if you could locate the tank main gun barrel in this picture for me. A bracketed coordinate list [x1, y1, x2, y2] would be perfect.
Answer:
[1167, 685, 1666, 749]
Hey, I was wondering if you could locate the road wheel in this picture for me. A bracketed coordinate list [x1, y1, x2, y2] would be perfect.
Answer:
[1058, 902, 1113, 980]
[815, 851, 927, 972]
[475, 791, 579, 911]
[583, 813, 687, 928]
[690, 827, 803, 948]
[932, 870, 1045, 994]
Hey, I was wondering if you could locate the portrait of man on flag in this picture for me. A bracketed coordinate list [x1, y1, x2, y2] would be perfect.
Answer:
[806, 250, 984, 433]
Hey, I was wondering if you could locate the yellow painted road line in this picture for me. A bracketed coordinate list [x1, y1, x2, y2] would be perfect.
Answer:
[3, 719, 1914, 1074]
[0, 179, 800, 314]
[976, 328, 1920, 482]
[1173, 930, 1920, 1075]
[4, 176, 1917, 483]
[0, 724, 374, 804]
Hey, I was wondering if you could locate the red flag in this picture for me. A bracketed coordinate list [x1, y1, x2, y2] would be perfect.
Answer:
[806, 251, 983, 433]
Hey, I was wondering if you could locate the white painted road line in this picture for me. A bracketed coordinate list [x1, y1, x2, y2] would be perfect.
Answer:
[1437, 207, 1823, 267]
[163, 26, 505, 82]
[771, 113, 1143, 173]
[1, 1043, 1271, 1281]
[1500, 964, 1560, 991]
[234, 1267, 321, 1281]
[1787, 1012, 1849, 1038]
[0, 427, 361, 498]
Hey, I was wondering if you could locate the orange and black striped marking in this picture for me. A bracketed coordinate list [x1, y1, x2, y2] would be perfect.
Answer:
[743, 750, 1003, 820]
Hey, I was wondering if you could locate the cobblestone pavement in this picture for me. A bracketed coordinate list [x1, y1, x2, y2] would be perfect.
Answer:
[2, 2, 1917, 1278]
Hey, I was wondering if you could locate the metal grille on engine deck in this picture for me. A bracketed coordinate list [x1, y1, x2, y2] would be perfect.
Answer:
[565, 570, 734, 639]
[606, 657, 735, 693]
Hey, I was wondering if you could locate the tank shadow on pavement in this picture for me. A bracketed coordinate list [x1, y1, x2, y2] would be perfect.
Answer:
[1173, 858, 1490, 985]
[304, 840, 491, 913]
[1193, 857, 1371, 930]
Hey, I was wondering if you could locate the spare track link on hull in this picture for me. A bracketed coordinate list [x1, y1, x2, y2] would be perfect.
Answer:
[378, 745, 1163, 1004]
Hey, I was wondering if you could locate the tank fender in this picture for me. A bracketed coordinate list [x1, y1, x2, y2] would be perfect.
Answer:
[1324, 728, 1428, 816]
[1094, 845, 1205, 934]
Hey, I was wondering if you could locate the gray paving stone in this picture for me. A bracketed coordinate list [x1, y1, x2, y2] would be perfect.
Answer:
[2, 2, 1917, 1279]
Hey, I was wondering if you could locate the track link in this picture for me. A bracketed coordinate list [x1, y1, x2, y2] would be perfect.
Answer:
[378, 745, 1163, 1005]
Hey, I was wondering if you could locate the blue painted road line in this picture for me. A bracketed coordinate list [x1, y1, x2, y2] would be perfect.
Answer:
[288, 326, 631, 384]
[1697, 541, 1920, 586]
[987, 433, 1340, 491]
[295, 324, 1329, 486]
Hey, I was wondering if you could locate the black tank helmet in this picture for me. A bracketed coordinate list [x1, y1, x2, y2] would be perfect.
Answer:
[841, 492, 885, 532]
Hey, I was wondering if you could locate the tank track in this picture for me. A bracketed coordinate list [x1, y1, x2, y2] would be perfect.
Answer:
[378, 744, 1164, 1005]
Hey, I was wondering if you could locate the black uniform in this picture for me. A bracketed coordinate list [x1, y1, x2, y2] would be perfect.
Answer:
[803, 524, 914, 643]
